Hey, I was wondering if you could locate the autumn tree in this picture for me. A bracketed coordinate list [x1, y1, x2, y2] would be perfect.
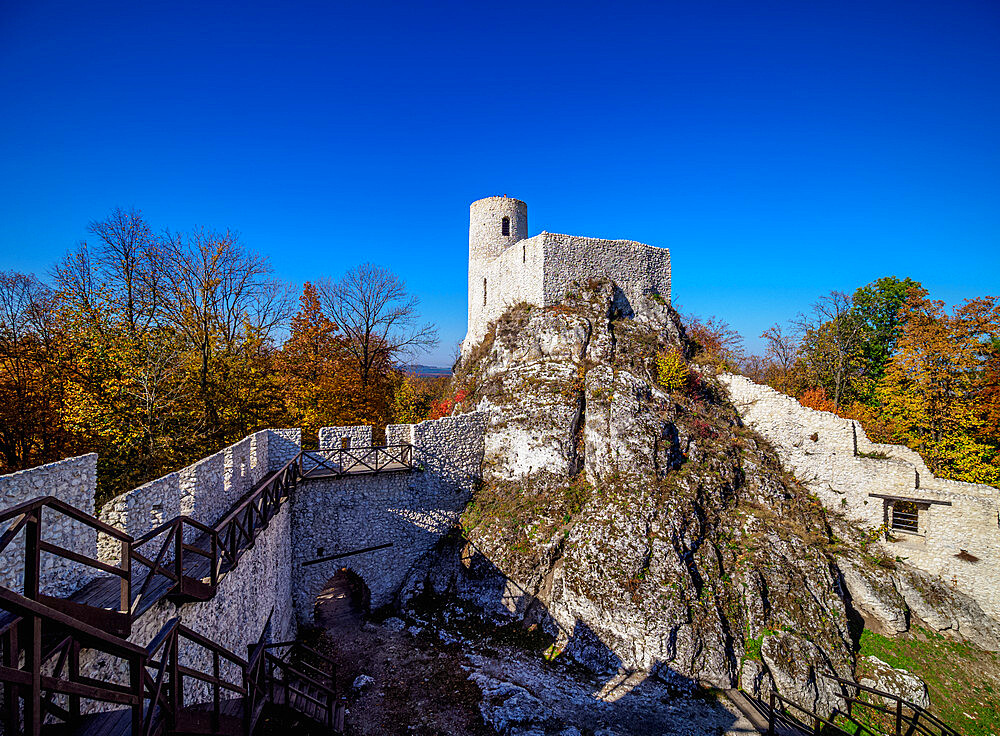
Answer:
[0, 272, 68, 470]
[276, 283, 351, 440]
[851, 276, 925, 382]
[160, 227, 292, 443]
[877, 295, 999, 484]
[683, 313, 744, 371]
[760, 323, 799, 393]
[318, 264, 437, 425]
[795, 291, 868, 409]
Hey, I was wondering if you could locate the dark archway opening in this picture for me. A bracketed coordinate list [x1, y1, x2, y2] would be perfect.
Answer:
[314, 568, 370, 628]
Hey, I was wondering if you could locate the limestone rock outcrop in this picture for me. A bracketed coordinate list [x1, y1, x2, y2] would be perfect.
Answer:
[409, 281, 858, 717]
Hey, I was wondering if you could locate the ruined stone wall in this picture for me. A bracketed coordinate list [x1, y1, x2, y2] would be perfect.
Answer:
[0, 454, 98, 598]
[291, 411, 488, 623]
[97, 429, 301, 563]
[541, 233, 670, 318]
[319, 425, 373, 450]
[721, 373, 1000, 620]
[463, 230, 671, 355]
[464, 233, 546, 352]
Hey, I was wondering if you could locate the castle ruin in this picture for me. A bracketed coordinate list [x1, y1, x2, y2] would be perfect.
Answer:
[463, 196, 671, 354]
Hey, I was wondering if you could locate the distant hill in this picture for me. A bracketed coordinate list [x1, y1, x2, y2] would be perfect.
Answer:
[404, 364, 451, 378]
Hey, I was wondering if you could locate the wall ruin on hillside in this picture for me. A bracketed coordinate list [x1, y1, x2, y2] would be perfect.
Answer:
[465, 231, 671, 354]
[0, 454, 97, 598]
[291, 411, 488, 622]
[721, 373, 1000, 621]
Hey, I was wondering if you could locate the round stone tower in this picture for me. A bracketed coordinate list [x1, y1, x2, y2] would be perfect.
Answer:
[466, 196, 527, 352]
[469, 195, 528, 264]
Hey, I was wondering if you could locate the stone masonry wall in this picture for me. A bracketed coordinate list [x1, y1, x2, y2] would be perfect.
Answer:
[0, 454, 98, 598]
[464, 230, 671, 355]
[721, 373, 1000, 620]
[291, 411, 488, 624]
[319, 425, 373, 450]
[464, 233, 546, 352]
[98, 429, 301, 563]
[541, 233, 671, 320]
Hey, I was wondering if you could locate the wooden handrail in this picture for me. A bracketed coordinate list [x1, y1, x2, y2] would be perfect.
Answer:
[0, 496, 131, 539]
[819, 672, 961, 736]
[0, 587, 145, 656]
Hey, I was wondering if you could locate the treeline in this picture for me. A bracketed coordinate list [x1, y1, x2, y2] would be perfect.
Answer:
[689, 277, 1000, 486]
[0, 208, 445, 501]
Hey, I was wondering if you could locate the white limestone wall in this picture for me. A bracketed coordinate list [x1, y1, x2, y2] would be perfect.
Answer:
[0, 454, 98, 598]
[80, 504, 294, 712]
[98, 429, 301, 562]
[721, 373, 1000, 620]
[464, 233, 546, 352]
[462, 230, 671, 356]
[319, 425, 373, 450]
[291, 412, 488, 623]
[541, 233, 671, 318]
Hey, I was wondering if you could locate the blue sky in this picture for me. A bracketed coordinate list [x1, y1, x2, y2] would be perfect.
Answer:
[1, 1, 998, 366]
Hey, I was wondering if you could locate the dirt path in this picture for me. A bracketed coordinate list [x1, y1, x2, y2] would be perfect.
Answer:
[304, 607, 758, 736]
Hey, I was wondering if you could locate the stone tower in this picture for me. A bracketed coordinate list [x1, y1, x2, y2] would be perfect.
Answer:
[468, 195, 527, 340]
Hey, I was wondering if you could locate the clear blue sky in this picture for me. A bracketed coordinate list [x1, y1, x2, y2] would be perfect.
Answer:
[1, 1, 998, 366]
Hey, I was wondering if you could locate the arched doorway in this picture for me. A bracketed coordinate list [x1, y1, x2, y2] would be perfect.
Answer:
[314, 568, 370, 628]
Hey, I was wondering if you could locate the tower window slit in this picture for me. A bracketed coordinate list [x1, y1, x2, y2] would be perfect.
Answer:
[483, 277, 487, 306]
[523, 244, 526, 263]
[502, 216, 510, 236]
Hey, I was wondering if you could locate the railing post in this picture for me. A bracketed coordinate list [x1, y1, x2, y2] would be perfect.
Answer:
[24, 510, 40, 601]
[121, 537, 131, 615]
[130, 653, 143, 736]
[4, 624, 19, 735]
[27, 614, 41, 736]
[213, 650, 221, 732]
[210, 530, 219, 587]
[768, 691, 776, 736]
[896, 698, 903, 736]
[174, 521, 184, 596]
[171, 628, 182, 716]
[69, 639, 81, 720]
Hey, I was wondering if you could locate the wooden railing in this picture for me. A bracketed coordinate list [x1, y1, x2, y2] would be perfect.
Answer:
[0, 496, 133, 633]
[298, 444, 415, 478]
[821, 673, 961, 736]
[258, 640, 344, 731]
[0, 585, 147, 735]
[763, 674, 963, 736]
[0, 584, 339, 735]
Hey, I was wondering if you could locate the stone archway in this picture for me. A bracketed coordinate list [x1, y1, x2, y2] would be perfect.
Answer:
[314, 568, 371, 628]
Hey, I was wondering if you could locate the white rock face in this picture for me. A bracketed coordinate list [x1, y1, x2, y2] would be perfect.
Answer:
[838, 558, 909, 635]
[429, 282, 857, 718]
[859, 655, 930, 709]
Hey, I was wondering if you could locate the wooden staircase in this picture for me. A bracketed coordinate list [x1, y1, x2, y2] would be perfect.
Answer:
[0, 445, 418, 735]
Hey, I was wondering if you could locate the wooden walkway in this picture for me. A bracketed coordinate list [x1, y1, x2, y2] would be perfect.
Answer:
[4, 446, 416, 635]
[0, 445, 411, 736]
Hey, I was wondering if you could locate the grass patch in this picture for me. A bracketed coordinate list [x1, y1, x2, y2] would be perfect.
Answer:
[744, 628, 776, 662]
[856, 628, 1000, 736]
[858, 450, 891, 460]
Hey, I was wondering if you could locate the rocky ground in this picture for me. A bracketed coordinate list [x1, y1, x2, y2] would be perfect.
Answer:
[306, 606, 758, 736]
